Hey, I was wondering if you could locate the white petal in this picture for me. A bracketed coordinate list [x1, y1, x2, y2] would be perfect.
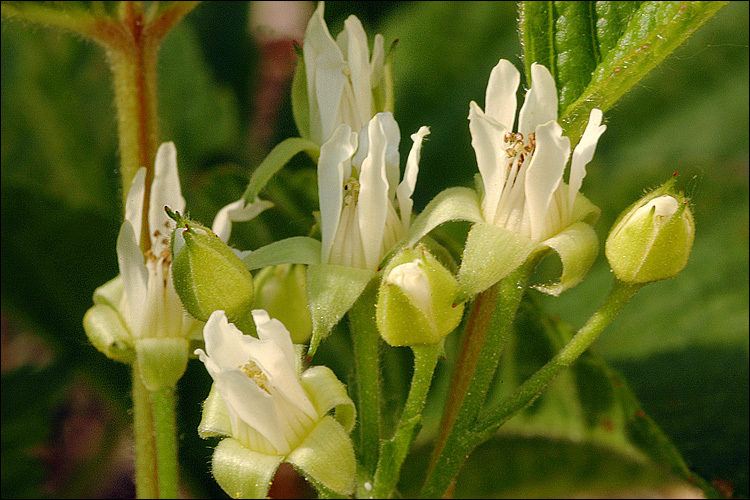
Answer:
[358, 115, 390, 269]
[370, 34, 386, 88]
[397, 126, 429, 233]
[211, 197, 274, 243]
[378, 112, 401, 198]
[124, 168, 146, 247]
[202, 310, 256, 370]
[303, 2, 346, 143]
[319, 125, 358, 264]
[339, 15, 372, 130]
[249, 311, 317, 420]
[251, 310, 297, 373]
[116, 221, 148, 334]
[523, 121, 570, 241]
[518, 63, 559, 139]
[213, 368, 288, 453]
[568, 108, 606, 210]
[485, 59, 521, 130]
[468, 102, 508, 225]
[149, 142, 186, 250]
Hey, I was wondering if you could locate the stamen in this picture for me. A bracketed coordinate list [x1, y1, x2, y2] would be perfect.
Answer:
[240, 362, 271, 394]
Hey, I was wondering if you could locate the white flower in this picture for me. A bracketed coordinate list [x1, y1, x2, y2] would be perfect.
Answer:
[470, 59, 606, 243]
[115, 142, 201, 339]
[319, 111, 429, 269]
[196, 310, 318, 455]
[196, 309, 357, 497]
[451, 59, 606, 298]
[301, 1, 388, 144]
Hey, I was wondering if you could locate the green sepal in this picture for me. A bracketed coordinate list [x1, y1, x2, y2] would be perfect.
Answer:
[376, 245, 464, 346]
[83, 304, 135, 363]
[92, 275, 124, 309]
[211, 437, 283, 500]
[533, 220, 600, 296]
[198, 383, 233, 439]
[403, 186, 482, 249]
[457, 222, 536, 303]
[135, 337, 189, 391]
[300, 366, 357, 433]
[306, 264, 375, 357]
[242, 236, 322, 270]
[287, 416, 356, 496]
[242, 137, 320, 204]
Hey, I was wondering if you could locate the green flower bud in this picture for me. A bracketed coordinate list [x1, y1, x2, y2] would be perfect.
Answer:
[167, 208, 255, 331]
[606, 178, 695, 284]
[253, 264, 313, 344]
[376, 245, 464, 346]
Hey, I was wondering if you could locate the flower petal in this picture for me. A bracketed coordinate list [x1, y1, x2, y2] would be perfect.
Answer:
[518, 63, 559, 138]
[319, 125, 358, 265]
[568, 108, 606, 210]
[485, 59, 521, 130]
[116, 221, 148, 334]
[249, 310, 317, 420]
[397, 126, 430, 233]
[303, 2, 346, 143]
[149, 142, 185, 250]
[523, 120, 570, 241]
[358, 115, 390, 269]
[338, 15, 372, 130]
[211, 197, 274, 243]
[124, 167, 146, 246]
[469, 101, 508, 224]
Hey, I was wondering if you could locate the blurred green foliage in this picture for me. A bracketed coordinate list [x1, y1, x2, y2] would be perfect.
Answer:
[1, 1, 747, 498]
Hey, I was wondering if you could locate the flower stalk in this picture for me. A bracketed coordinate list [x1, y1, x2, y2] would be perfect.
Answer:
[421, 279, 643, 498]
[422, 261, 534, 497]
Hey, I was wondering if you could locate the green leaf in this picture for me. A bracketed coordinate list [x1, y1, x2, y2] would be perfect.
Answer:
[519, 1, 728, 145]
[476, 297, 719, 497]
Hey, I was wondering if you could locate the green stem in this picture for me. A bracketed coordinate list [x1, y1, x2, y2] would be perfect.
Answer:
[472, 280, 642, 441]
[132, 361, 158, 498]
[132, 360, 181, 499]
[372, 344, 440, 498]
[422, 263, 533, 497]
[422, 279, 642, 498]
[348, 281, 382, 479]
[151, 387, 179, 498]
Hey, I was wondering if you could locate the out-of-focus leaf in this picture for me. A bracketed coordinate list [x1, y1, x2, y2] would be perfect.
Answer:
[520, 1, 728, 145]
[158, 20, 242, 180]
[0, 22, 119, 212]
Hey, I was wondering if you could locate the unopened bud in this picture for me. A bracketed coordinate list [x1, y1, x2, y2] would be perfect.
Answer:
[376, 245, 464, 346]
[167, 208, 255, 330]
[606, 179, 695, 284]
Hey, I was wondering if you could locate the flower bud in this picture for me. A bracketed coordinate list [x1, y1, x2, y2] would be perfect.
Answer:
[167, 208, 255, 330]
[605, 179, 695, 284]
[376, 245, 464, 346]
[253, 264, 312, 344]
